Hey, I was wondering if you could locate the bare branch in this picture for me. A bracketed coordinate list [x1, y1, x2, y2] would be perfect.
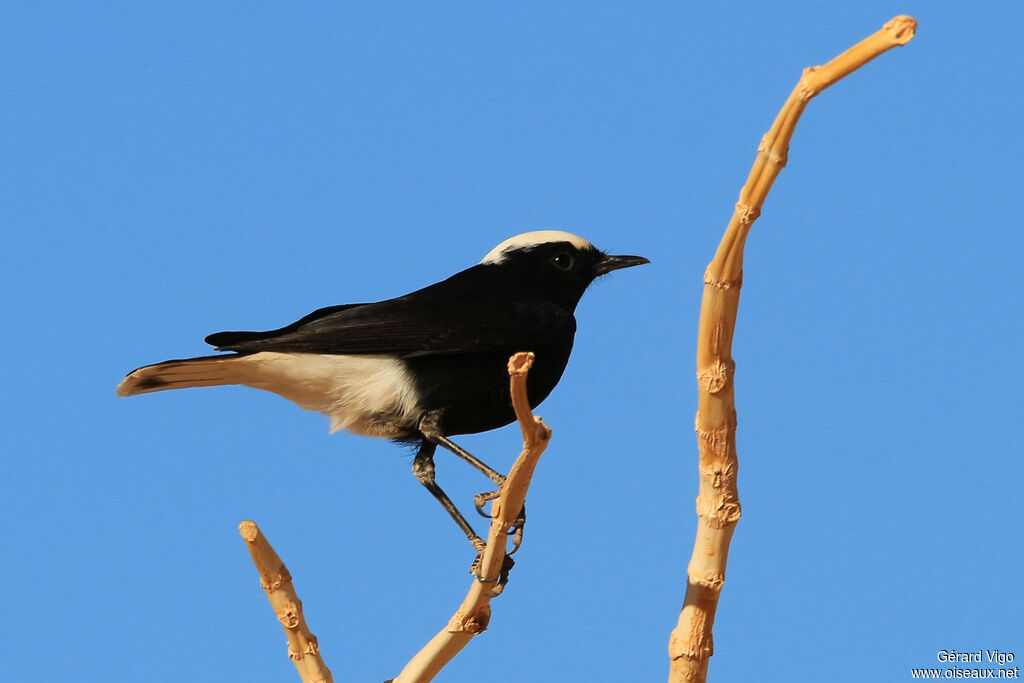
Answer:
[668, 16, 917, 683]
[239, 521, 334, 683]
[391, 351, 551, 683]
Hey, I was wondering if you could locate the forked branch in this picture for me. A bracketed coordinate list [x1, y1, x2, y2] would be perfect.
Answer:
[390, 351, 551, 683]
[668, 16, 916, 683]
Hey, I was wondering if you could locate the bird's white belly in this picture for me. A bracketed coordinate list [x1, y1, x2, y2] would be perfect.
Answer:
[239, 352, 422, 437]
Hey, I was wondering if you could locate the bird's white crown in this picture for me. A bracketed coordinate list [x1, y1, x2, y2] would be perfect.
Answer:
[480, 230, 594, 265]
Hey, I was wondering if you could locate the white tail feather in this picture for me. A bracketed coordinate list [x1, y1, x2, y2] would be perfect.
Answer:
[117, 352, 422, 439]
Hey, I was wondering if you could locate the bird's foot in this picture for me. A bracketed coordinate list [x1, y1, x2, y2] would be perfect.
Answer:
[473, 490, 527, 556]
[507, 506, 526, 555]
[473, 488, 501, 518]
[470, 551, 515, 596]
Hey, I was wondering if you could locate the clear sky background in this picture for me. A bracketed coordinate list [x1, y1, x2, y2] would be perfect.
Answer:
[2, 3, 1021, 682]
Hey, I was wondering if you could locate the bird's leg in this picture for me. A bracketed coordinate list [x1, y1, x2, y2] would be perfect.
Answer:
[419, 411, 527, 556]
[413, 443, 513, 584]
[433, 434, 507, 486]
[418, 411, 505, 486]
[412, 441, 485, 554]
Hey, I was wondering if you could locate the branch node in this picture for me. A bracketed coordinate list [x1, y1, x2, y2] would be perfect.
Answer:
[261, 567, 293, 592]
[699, 460, 736, 490]
[447, 606, 490, 635]
[669, 631, 713, 662]
[687, 571, 726, 592]
[696, 501, 742, 528]
[696, 360, 735, 394]
[734, 201, 761, 226]
[757, 135, 788, 168]
[287, 639, 320, 661]
[797, 67, 820, 100]
[533, 417, 552, 443]
[702, 266, 743, 290]
[277, 600, 302, 629]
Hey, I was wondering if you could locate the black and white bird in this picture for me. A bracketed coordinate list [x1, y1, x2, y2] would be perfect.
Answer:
[118, 230, 647, 549]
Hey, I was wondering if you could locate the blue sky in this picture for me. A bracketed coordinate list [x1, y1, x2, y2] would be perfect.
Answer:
[2, 3, 1021, 681]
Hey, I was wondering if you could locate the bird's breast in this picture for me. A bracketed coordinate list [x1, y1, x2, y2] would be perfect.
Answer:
[405, 334, 574, 436]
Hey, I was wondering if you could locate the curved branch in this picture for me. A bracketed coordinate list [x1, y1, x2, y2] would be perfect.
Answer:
[390, 351, 551, 683]
[668, 16, 916, 683]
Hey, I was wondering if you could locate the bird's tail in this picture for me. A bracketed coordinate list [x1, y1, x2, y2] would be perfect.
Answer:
[116, 354, 249, 397]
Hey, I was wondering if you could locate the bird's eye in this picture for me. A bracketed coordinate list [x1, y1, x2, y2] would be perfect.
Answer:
[551, 253, 574, 271]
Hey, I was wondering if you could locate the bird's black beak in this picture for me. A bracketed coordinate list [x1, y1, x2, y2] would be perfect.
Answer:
[592, 253, 650, 276]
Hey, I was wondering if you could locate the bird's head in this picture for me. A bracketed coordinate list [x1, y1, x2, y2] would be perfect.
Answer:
[479, 230, 649, 309]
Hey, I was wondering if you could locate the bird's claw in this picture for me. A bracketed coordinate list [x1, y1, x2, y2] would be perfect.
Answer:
[474, 488, 501, 518]
[469, 551, 516, 595]
[506, 504, 526, 554]
[473, 490, 525, 555]
[507, 518, 525, 555]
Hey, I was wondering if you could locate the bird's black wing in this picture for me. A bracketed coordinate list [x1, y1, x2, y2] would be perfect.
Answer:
[205, 298, 574, 358]
[205, 303, 365, 348]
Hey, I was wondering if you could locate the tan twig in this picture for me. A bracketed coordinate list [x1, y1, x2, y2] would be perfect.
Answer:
[390, 351, 551, 683]
[668, 16, 916, 683]
[239, 521, 333, 683]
